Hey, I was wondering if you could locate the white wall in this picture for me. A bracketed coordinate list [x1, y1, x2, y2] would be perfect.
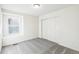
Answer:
[0, 8, 2, 52]
[39, 5, 79, 51]
[2, 9, 39, 46]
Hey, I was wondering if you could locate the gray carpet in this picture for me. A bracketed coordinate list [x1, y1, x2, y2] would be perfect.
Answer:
[1, 38, 79, 54]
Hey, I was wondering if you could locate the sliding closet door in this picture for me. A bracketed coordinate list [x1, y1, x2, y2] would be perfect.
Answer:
[42, 18, 56, 42]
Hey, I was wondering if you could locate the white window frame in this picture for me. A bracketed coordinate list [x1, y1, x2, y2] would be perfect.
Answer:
[3, 13, 24, 38]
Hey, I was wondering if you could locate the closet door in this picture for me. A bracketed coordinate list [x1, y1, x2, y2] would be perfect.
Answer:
[42, 18, 56, 42]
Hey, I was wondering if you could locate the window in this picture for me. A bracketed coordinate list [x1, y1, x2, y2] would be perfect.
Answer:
[3, 13, 24, 37]
[8, 17, 19, 34]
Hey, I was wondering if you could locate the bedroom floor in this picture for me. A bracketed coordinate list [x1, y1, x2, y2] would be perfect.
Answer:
[1, 38, 79, 54]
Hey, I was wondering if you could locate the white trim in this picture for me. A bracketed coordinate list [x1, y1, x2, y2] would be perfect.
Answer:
[2, 12, 22, 17]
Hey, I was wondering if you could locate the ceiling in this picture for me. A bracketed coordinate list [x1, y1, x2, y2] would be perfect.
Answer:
[1, 4, 72, 16]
